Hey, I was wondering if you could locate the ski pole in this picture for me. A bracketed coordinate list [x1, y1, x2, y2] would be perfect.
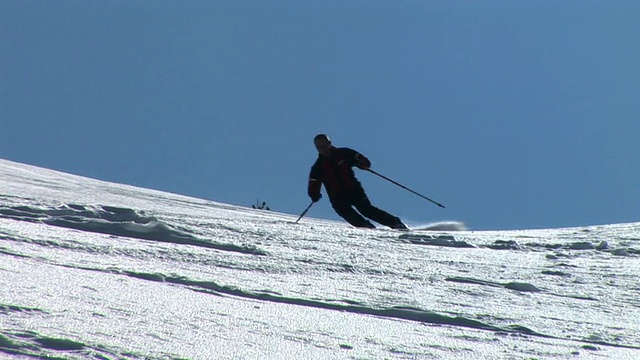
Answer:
[366, 169, 445, 208]
[295, 202, 314, 223]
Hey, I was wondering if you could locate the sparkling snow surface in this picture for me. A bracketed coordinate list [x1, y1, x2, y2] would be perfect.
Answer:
[1, 158, 639, 359]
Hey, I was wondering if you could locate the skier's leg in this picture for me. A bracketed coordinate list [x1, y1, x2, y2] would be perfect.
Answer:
[352, 188, 407, 229]
[331, 197, 375, 228]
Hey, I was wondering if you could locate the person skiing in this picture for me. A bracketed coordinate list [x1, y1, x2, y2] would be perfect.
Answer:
[307, 134, 408, 230]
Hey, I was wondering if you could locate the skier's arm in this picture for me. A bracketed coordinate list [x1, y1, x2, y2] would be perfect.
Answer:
[308, 163, 322, 202]
[343, 148, 371, 170]
[354, 152, 371, 169]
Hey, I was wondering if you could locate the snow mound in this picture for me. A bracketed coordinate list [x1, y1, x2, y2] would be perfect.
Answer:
[0, 203, 265, 255]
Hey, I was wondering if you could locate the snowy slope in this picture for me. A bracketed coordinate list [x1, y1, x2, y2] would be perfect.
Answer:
[1, 158, 639, 359]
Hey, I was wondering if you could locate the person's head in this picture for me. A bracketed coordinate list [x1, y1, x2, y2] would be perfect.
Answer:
[314, 134, 332, 156]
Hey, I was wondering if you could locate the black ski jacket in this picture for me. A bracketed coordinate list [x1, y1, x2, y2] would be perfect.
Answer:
[308, 146, 371, 200]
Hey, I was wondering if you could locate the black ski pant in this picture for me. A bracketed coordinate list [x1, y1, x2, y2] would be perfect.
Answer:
[329, 187, 399, 228]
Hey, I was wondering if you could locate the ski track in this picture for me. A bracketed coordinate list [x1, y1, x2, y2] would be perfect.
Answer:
[1, 159, 640, 359]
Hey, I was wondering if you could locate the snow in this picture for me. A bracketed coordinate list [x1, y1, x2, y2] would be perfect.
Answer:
[1, 158, 639, 359]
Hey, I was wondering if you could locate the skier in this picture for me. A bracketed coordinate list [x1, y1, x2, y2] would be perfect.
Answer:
[307, 134, 408, 230]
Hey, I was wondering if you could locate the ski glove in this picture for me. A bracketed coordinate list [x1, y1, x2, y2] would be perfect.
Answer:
[310, 193, 322, 202]
[355, 154, 371, 170]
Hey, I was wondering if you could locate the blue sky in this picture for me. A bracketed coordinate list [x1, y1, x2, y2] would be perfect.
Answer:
[2, 1, 639, 230]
